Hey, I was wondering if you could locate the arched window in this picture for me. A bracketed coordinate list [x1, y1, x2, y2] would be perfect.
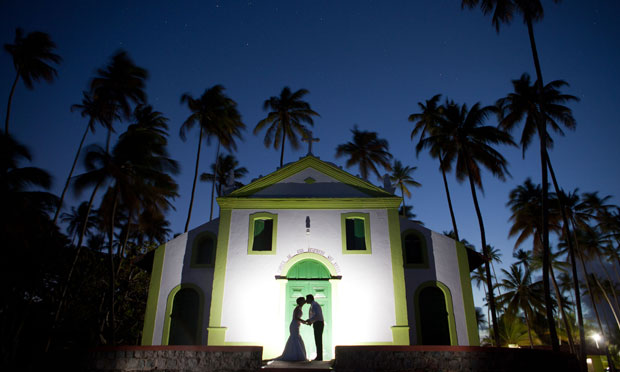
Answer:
[191, 232, 216, 267]
[402, 229, 427, 268]
[248, 212, 278, 254]
[341, 212, 371, 254]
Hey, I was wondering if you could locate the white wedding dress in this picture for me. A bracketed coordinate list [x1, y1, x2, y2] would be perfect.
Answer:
[276, 307, 307, 361]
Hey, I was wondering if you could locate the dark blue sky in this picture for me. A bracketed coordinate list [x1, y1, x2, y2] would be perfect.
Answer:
[3, 1, 620, 313]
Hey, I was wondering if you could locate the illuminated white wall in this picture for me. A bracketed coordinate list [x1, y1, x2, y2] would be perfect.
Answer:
[150, 220, 219, 345]
[221, 207, 396, 358]
[400, 219, 471, 345]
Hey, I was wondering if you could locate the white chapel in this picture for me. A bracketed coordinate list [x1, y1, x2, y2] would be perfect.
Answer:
[141, 154, 483, 359]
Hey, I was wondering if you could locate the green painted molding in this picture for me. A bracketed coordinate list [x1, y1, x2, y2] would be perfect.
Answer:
[190, 231, 217, 268]
[208, 209, 232, 344]
[217, 197, 402, 210]
[247, 212, 278, 255]
[414, 281, 458, 346]
[341, 212, 372, 255]
[161, 283, 205, 345]
[456, 241, 480, 346]
[391, 326, 411, 345]
[279, 252, 339, 277]
[401, 229, 429, 269]
[387, 208, 409, 345]
[228, 155, 395, 197]
[141, 244, 166, 345]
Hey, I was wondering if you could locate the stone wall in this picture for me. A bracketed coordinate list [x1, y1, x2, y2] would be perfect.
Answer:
[334, 345, 580, 372]
[84, 346, 262, 372]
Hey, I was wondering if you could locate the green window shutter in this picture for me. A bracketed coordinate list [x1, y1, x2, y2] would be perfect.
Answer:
[346, 218, 366, 251]
[253, 219, 273, 251]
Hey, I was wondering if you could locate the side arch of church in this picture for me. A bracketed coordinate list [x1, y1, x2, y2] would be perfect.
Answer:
[413, 280, 457, 346]
[161, 283, 205, 345]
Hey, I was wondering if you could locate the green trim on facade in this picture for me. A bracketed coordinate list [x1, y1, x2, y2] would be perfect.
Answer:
[456, 241, 480, 346]
[401, 229, 429, 269]
[228, 155, 395, 197]
[387, 208, 409, 345]
[303, 177, 316, 184]
[161, 283, 205, 345]
[341, 212, 372, 255]
[414, 281, 458, 346]
[279, 252, 339, 277]
[217, 197, 402, 210]
[247, 212, 278, 255]
[141, 244, 166, 345]
[190, 231, 217, 268]
[208, 209, 232, 345]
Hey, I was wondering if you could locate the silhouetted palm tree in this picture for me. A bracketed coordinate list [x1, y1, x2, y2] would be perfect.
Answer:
[419, 100, 515, 346]
[53, 91, 119, 224]
[409, 94, 461, 240]
[497, 264, 545, 348]
[336, 126, 392, 181]
[498, 72, 579, 353]
[200, 153, 247, 196]
[73, 107, 178, 345]
[462, 0, 566, 352]
[254, 87, 319, 167]
[180, 85, 244, 230]
[398, 205, 424, 225]
[4, 28, 61, 134]
[390, 160, 421, 216]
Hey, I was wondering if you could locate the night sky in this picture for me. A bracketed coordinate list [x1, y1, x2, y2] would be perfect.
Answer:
[3, 1, 620, 318]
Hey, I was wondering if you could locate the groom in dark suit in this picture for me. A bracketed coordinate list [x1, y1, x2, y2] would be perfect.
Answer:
[305, 294, 324, 361]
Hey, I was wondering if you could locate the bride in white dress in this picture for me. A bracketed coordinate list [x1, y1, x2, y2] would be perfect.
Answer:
[276, 297, 308, 361]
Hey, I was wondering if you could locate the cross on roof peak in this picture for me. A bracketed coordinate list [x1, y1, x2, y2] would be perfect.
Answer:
[301, 131, 320, 156]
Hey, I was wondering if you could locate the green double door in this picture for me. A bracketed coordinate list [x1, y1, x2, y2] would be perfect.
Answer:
[285, 280, 332, 360]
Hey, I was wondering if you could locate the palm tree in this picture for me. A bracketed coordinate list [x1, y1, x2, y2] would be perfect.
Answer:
[498, 73, 579, 353]
[335, 126, 392, 181]
[53, 91, 119, 224]
[60, 201, 99, 245]
[418, 100, 515, 346]
[389, 160, 421, 216]
[497, 264, 545, 348]
[409, 94, 461, 240]
[462, 0, 566, 352]
[398, 205, 424, 225]
[254, 87, 319, 167]
[180, 85, 244, 230]
[73, 107, 178, 345]
[4, 28, 61, 134]
[507, 179, 576, 351]
[200, 153, 247, 196]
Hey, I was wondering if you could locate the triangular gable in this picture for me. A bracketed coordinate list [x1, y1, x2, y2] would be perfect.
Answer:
[228, 155, 395, 198]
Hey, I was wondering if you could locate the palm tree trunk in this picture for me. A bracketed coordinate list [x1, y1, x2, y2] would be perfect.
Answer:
[576, 232, 617, 372]
[439, 156, 459, 241]
[593, 275, 620, 331]
[400, 185, 406, 217]
[524, 15, 559, 352]
[524, 308, 534, 349]
[209, 141, 221, 221]
[107, 187, 119, 346]
[550, 261, 576, 353]
[184, 127, 203, 232]
[5, 70, 19, 135]
[279, 130, 286, 168]
[53, 124, 90, 224]
[45, 179, 101, 352]
[466, 163, 500, 347]
[596, 254, 620, 314]
[547, 153, 587, 365]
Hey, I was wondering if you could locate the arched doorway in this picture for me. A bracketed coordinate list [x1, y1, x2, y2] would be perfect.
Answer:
[285, 259, 332, 360]
[163, 284, 203, 345]
[414, 281, 457, 345]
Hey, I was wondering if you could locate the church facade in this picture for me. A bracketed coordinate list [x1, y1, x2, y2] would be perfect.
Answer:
[141, 155, 481, 359]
